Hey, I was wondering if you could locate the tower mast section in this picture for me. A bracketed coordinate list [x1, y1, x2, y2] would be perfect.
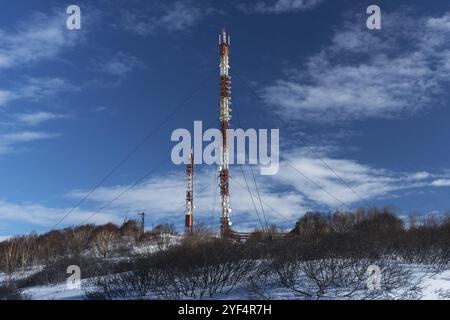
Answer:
[218, 29, 232, 237]
[185, 149, 194, 234]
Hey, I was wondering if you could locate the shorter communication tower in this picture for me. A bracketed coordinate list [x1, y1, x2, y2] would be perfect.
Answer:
[138, 211, 145, 234]
[185, 149, 194, 234]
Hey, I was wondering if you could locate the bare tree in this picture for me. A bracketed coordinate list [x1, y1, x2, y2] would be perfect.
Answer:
[1, 237, 20, 273]
[65, 226, 94, 258]
[91, 224, 119, 258]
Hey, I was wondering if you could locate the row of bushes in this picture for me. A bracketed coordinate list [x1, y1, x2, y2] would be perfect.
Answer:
[288, 208, 450, 265]
[84, 238, 421, 300]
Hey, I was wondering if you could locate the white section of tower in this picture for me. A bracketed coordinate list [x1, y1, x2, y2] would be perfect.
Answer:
[219, 29, 232, 233]
[185, 149, 194, 231]
[185, 152, 193, 216]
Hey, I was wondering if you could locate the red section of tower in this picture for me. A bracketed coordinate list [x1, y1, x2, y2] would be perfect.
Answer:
[219, 29, 232, 237]
[185, 149, 194, 233]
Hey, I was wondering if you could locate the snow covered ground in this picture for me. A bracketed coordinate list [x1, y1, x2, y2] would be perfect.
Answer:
[23, 282, 86, 300]
[6, 265, 449, 300]
[419, 269, 450, 299]
[0, 267, 42, 283]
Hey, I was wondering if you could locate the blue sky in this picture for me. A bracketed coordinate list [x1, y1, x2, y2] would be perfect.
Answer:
[1, 0, 450, 237]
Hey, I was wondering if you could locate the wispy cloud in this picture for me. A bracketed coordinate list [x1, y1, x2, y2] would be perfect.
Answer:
[14, 112, 67, 126]
[430, 179, 450, 187]
[0, 77, 80, 107]
[0, 200, 118, 229]
[122, 1, 209, 36]
[3, 149, 450, 232]
[93, 106, 108, 113]
[0, 11, 83, 69]
[93, 52, 144, 76]
[427, 13, 450, 31]
[158, 1, 203, 31]
[19, 77, 80, 102]
[240, 0, 324, 14]
[0, 131, 59, 155]
[274, 150, 432, 207]
[261, 11, 450, 123]
[64, 149, 450, 230]
[67, 167, 307, 231]
[0, 90, 15, 106]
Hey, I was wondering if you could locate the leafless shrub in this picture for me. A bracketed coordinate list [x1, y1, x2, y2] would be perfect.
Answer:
[16, 257, 125, 289]
[84, 274, 130, 300]
[263, 255, 369, 299]
[0, 281, 30, 300]
[363, 259, 422, 300]
[251, 252, 421, 300]
[246, 261, 278, 300]
[152, 239, 257, 299]
[84, 260, 171, 300]
[84, 239, 257, 300]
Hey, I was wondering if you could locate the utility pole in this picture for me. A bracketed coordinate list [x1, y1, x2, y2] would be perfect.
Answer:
[218, 29, 232, 237]
[138, 211, 145, 234]
[185, 149, 194, 234]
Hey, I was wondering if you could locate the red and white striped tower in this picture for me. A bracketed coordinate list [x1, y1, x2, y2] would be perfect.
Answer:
[218, 29, 232, 237]
[185, 149, 194, 234]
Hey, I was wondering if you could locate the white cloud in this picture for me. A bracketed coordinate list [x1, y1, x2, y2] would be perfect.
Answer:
[244, 0, 324, 14]
[0, 173, 249, 232]
[0, 11, 82, 69]
[14, 112, 66, 126]
[19, 77, 80, 102]
[122, 1, 208, 35]
[261, 12, 450, 122]
[93, 106, 108, 113]
[427, 13, 450, 31]
[0, 90, 15, 106]
[0, 132, 58, 143]
[410, 172, 431, 180]
[0, 131, 59, 155]
[159, 2, 203, 31]
[63, 151, 449, 231]
[0, 77, 79, 107]
[273, 152, 430, 207]
[430, 179, 450, 187]
[0, 200, 119, 228]
[67, 167, 307, 231]
[93, 52, 144, 76]
[0, 11, 82, 109]
[2, 150, 450, 233]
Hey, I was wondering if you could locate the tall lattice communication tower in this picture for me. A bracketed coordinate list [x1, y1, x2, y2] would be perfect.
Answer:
[218, 29, 232, 237]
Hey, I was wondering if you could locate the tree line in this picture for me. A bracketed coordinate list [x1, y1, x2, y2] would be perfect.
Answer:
[0, 220, 177, 273]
